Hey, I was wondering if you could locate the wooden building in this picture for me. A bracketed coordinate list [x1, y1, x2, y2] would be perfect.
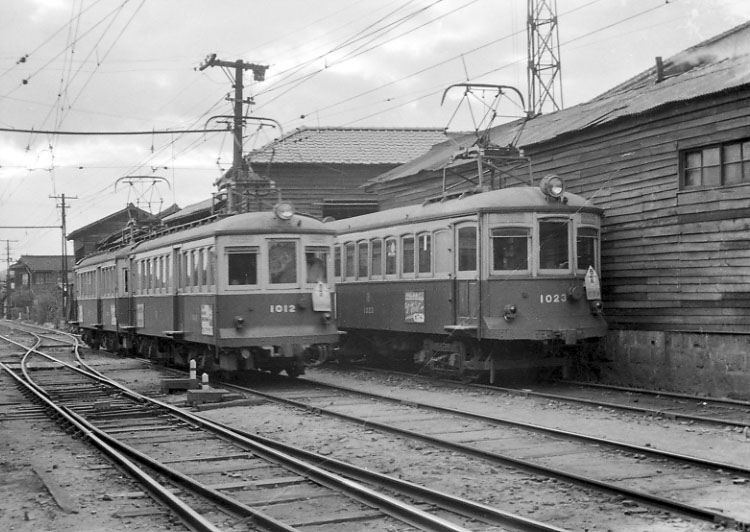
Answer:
[368, 22, 750, 398]
[246, 127, 452, 219]
[67, 204, 155, 261]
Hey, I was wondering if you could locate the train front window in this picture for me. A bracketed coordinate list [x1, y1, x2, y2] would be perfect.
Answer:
[491, 228, 529, 272]
[227, 248, 258, 285]
[577, 227, 599, 272]
[269, 240, 298, 284]
[306, 246, 329, 284]
[539, 219, 570, 270]
[457, 226, 477, 272]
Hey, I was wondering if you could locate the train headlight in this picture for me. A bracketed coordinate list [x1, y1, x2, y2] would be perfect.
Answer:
[273, 202, 295, 220]
[590, 300, 604, 316]
[234, 316, 245, 329]
[540, 174, 565, 199]
[503, 304, 517, 321]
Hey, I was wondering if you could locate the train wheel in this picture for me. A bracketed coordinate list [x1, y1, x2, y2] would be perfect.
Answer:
[304, 345, 329, 367]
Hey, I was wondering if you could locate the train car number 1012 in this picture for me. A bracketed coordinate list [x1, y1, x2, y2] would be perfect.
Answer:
[270, 304, 297, 313]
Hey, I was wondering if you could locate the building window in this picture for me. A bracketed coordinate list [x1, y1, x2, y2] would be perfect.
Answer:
[682, 139, 750, 188]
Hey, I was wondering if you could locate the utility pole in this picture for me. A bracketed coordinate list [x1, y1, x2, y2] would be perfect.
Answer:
[1, 239, 17, 319]
[527, 0, 563, 116]
[198, 54, 268, 212]
[51, 194, 77, 325]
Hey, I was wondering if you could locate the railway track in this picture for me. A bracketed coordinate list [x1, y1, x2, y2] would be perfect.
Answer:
[230, 372, 750, 531]
[0, 322, 570, 532]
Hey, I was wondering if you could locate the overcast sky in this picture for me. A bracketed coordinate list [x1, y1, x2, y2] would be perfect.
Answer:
[1, 0, 749, 261]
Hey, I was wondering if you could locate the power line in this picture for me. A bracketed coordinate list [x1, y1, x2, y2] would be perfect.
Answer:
[0, 127, 228, 135]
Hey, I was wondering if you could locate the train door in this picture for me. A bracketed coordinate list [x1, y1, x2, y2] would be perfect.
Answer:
[95, 267, 103, 326]
[453, 222, 480, 329]
[172, 246, 182, 331]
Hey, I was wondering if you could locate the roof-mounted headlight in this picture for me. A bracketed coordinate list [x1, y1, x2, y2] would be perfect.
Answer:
[540, 174, 565, 199]
[273, 202, 295, 220]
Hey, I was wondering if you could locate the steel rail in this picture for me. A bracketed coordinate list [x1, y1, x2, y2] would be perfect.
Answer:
[3, 334, 477, 532]
[281, 378, 750, 478]
[478, 382, 750, 429]
[553, 379, 750, 408]
[0, 360, 224, 532]
[235, 380, 745, 529]
[209, 418, 571, 532]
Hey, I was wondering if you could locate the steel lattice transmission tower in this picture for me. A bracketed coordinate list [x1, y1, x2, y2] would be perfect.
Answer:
[527, 0, 563, 116]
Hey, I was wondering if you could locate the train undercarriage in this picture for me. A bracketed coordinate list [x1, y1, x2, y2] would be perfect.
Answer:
[336, 330, 604, 383]
[79, 328, 309, 378]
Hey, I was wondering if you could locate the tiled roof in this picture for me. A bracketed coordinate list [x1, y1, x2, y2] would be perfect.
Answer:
[373, 20, 750, 184]
[248, 127, 452, 165]
[11, 255, 75, 272]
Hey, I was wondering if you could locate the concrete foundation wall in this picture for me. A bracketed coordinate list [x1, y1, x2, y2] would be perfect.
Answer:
[600, 330, 750, 400]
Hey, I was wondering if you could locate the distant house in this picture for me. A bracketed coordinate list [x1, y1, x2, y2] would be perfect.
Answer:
[8, 255, 75, 292]
[246, 127, 452, 219]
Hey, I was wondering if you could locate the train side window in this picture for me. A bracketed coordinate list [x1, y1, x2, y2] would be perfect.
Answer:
[385, 237, 397, 275]
[305, 246, 329, 284]
[491, 227, 530, 273]
[576, 227, 599, 272]
[227, 247, 258, 286]
[334, 244, 342, 280]
[123, 268, 129, 294]
[344, 242, 356, 279]
[269, 240, 298, 284]
[457, 226, 477, 272]
[417, 233, 431, 275]
[539, 219, 570, 271]
[357, 241, 369, 279]
[370, 238, 383, 278]
[401, 235, 415, 275]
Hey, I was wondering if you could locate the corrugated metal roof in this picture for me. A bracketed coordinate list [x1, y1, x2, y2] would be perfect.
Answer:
[373, 20, 750, 184]
[248, 127, 453, 165]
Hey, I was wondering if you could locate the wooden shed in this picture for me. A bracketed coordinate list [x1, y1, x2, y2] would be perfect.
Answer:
[368, 21, 750, 398]
[246, 127, 452, 219]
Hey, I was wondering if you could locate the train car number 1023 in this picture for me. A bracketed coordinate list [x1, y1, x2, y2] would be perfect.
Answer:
[540, 293, 567, 303]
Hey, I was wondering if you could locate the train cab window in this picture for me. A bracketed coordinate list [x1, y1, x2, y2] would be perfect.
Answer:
[344, 242, 356, 279]
[539, 219, 570, 271]
[576, 227, 599, 272]
[417, 233, 431, 274]
[269, 240, 298, 284]
[371, 238, 383, 277]
[357, 241, 369, 279]
[227, 247, 258, 286]
[334, 245, 342, 279]
[491, 228, 530, 272]
[401, 235, 415, 275]
[305, 246, 329, 284]
[457, 226, 477, 272]
[385, 237, 397, 275]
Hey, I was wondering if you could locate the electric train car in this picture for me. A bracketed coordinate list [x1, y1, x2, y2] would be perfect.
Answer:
[73, 203, 339, 377]
[327, 176, 606, 381]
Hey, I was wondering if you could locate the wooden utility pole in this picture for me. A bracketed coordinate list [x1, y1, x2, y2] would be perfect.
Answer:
[198, 54, 268, 212]
[51, 194, 77, 325]
[1, 239, 17, 319]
